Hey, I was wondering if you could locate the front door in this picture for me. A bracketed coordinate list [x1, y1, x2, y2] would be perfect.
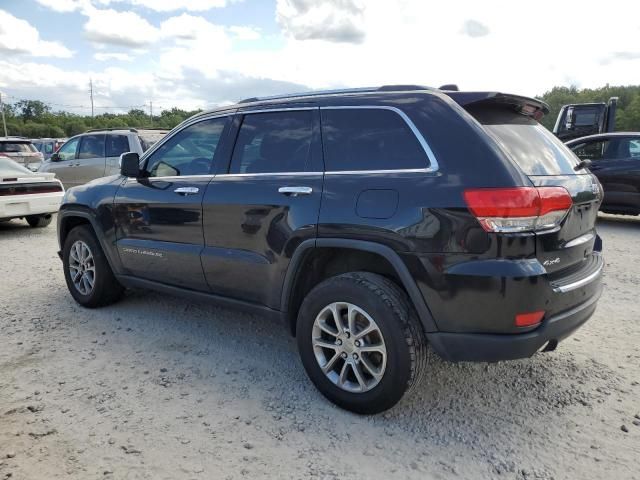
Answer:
[44, 136, 80, 188]
[113, 115, 232, 291]
[202, 107, 323, 309]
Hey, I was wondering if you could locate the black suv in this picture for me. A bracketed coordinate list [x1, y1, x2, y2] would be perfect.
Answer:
[57, 86, 604, 413]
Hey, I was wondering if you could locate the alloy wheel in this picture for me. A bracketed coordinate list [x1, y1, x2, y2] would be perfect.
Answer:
[68, 240, 96, 295]
[311, 302, 387, 393]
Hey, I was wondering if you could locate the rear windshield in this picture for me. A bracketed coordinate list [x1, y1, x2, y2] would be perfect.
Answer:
[0, 142, 37, 153]
[138, 133, 166, 151]
[471, 107, 581, 175]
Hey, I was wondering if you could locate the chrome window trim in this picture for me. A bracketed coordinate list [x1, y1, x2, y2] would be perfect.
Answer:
[125, 174, 215, 182]
[320, 105, 439, 173]
[216, 171, 323, 178]
[236, 107, 318, 114]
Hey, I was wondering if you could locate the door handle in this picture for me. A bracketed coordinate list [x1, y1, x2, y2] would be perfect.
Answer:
[278, 186, 312, 196]
[174, 187, 200, 195]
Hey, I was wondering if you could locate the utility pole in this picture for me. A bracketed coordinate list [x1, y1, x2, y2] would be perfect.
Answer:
[0, 91, 7, 137]
[89, 78, 94, 123]
[149, 100, 153, 126]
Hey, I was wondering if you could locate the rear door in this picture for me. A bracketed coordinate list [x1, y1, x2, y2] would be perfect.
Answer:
[201, 107, 323, 308]
[477, 111, 601, 276]
[113, 115, 231, 291]
[42, 136, 80, 188]
[75, 134, 106, 185]
[105, 134, 131, 176]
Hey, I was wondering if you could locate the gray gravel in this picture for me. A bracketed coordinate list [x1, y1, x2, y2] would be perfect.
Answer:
[1, 214, 639, 479]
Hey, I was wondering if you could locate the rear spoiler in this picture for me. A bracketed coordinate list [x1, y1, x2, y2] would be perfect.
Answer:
[442, 91, 550, 121]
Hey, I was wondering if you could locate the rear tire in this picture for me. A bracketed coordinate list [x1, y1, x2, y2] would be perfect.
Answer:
[296, 272, 427, 414]
[26, 214, 52, 228]
[62, 225, 124, 308]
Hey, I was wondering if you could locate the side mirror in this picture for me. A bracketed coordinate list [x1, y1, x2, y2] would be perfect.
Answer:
[120, 152, 141, 178]
[50, 152, 60, 162]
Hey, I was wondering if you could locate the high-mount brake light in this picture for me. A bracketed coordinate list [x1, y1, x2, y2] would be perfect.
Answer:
[463, 187, 572, 233]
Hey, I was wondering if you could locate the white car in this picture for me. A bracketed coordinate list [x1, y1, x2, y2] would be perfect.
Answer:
[0, 157, 64, 228]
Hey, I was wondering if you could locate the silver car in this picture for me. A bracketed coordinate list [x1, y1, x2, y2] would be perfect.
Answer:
[0, 137, 44, 171]
[39, 128, 167, 188]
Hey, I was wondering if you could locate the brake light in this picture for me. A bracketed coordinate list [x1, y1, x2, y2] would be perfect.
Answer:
[515, 310, 545, 328]
[463, 187, 572, 233]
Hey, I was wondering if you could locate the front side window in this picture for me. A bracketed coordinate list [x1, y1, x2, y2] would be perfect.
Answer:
[230, 110, 313, 174]
[78, 135, 105, 159]
[106, 135, 130, 157]
[571, 140, 605, 162]
[321, 108, 428, 172]
[43, 142, 54, 154]
[57, 137, 80, 161]
[145, 117, 228, 177]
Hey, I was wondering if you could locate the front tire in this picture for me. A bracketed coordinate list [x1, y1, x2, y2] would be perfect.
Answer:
[62, 225, 124, 308]
[296, 272, 427, 414]
[26, 214, 52, 228]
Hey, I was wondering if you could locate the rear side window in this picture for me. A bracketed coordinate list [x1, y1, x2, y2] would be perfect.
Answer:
[472, 108, 580, 176]
[573, 138, 640, 161]
[78, 134, 105, 159]
[106, 135, 130, 157]
[230, 111, 313, 174]
[0, 142, 37, 153]
[321, 108, 428, 172]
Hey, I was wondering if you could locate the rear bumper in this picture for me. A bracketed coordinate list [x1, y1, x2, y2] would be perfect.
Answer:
[427, 282, 602, 362]
[0, 192, 63, 220]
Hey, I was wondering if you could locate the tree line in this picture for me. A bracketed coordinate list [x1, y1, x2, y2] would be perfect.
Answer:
[0, 100, 201, 138]
[2, 84, 640, 139]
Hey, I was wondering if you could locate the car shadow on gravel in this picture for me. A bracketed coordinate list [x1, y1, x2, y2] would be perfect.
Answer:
[77, 289, 621, 431]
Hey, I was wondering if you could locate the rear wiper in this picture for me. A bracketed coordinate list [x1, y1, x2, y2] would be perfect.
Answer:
[574, 159, 592, 171]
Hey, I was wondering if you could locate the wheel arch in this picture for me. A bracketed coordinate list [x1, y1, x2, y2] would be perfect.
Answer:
[58, 208, 123, 275]
[281, 238, 438, 336]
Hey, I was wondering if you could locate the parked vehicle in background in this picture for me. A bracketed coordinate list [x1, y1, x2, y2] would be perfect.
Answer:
[0, 137, 44, 171]
[57, 86, 604, 414]
[0, 157, 64, 227]
[554, 97, 618, 141]
[31, 138, 66, 160]
[39, 128, 168, 188]
[566, 132, 640, 215]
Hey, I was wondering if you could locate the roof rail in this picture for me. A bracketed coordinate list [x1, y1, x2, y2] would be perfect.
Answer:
[238, 84, 432, 104]
[86, 127, 138, 133]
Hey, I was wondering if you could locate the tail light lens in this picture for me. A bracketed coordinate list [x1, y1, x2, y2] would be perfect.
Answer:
[464, 187, 572, 233]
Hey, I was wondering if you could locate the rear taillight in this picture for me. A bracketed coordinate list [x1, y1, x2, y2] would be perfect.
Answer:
[463, 187, 572, 233]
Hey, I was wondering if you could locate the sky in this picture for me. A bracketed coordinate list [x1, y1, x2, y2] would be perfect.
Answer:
[0, 0, 639, 115]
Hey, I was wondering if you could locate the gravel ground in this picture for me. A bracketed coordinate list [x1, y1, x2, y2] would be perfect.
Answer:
[1, 214, 639, 480]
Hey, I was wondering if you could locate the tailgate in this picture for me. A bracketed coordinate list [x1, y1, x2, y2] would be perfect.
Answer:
[463, 98, 603, 275]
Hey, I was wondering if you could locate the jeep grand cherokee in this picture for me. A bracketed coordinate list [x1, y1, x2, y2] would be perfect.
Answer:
[56, 85, 604, 414]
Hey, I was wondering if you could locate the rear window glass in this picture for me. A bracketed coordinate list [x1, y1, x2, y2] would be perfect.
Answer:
[0, 142, 37, 153]
[139, 133, 166, 151]
[472, 108, 580, 175]
[321, 109, 428, 172]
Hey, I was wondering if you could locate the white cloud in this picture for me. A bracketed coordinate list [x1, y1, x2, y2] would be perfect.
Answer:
[83, 6, 160, 46]
[5, 0, 640, 114]
[94, 52, 134, 61]
[228, 26, 260, 41]
[94, 0, 230, 12]
[0, 10, 73, 58]
[276, 0, 365, 43]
